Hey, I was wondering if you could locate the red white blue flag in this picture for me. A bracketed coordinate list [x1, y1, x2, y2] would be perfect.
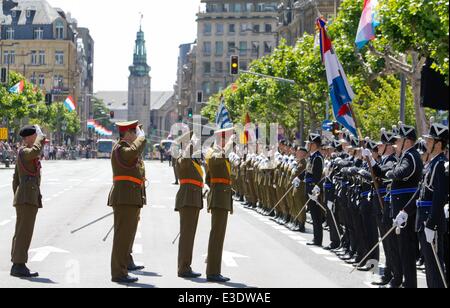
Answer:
[64, 96, 77, 112]
[317, 17, 357, 137]
[9, 80, 24, 94]
[355, 0, 380, 49]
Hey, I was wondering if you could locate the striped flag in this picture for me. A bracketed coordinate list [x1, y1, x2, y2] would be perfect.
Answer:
[87, 119, 96, 129]
[64, 96, 77, 112]
[215, 99, 233, 129]
[317, 17, 357, 137]
[9, 80, 24, 94]
[355, 0, 380, 49]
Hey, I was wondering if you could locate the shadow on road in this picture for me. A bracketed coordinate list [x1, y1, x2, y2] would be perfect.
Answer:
[125, 282, 156, 288]
[180, 277, 255, 288]
[21, 277, 57, 284]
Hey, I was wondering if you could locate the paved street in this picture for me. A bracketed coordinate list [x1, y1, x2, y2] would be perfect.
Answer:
[0, 160, 426, 288]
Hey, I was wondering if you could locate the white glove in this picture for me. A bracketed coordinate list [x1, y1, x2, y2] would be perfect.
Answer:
[309, 194, 318, 202]
[445, 204, 449, 220]
[327, 201, 334, 212]
[136, 126, 145, 138]
[361, 148, 371, 158]
[34, 125, 44, 137]
[292, 178, 301, 188]
[393, 211, 408, 228]
[424, 226, 436, 244]
[312, 185, 321, 196]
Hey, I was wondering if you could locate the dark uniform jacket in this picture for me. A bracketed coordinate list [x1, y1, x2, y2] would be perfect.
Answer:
[175, 158, 204, 211]
[108, 137, 147, 207]
[305, 151, 324, 197]
[13, 136, 45, 208]
[416, 153, 448, 232]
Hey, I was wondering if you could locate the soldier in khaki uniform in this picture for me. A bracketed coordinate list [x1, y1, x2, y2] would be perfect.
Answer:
[174, 132, 204, 279]
[108, 121, 147, 284]
[10, 125, 46, 278]
[291, 147, 308, 232]
[205, 127, 234, 283]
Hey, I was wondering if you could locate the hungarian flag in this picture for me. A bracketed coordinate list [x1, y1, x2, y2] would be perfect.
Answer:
[355, 0, 380, 49]
[64, 96, 77, 112]
[9, 80, 24, 94]
[317, 17, 357, 137]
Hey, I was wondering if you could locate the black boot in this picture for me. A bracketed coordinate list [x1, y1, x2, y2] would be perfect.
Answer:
[10, 264, 39, 278]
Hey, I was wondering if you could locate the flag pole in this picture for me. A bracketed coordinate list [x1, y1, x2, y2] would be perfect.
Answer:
[347, 105, 385, 211]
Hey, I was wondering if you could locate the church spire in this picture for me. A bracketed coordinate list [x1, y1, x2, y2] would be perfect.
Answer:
[129, 15, 150, 77]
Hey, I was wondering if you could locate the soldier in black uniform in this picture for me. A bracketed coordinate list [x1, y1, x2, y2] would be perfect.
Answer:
[368, 128, 402, 287]
[323, 139, 343, 250]
[389, 123, 424, 288]
[304, 133, 324, 247]
[415, 123, 448, 288]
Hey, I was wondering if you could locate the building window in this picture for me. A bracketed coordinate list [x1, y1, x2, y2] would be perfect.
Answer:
[228, 24, 236, 34]
[30, 51, 38, 65]
[214, 82, 223, 93]
[227, 42, 236, 54]
[38, 51, 46, 65]
[215, 41, 223, 56]
[55, 21, 64, 39]
[203, 62, 211, 75]
[214, 61, 223, 73]
[3, 51, 15, 65]
[253, 24, 260, 33]
[265, 24, 272, 33]
[203, 23, 212, 36]
[239, 42, 248, 56]
[240, 23, 250, 33]
[202, 81, 211, 95]
[240, 61, 248, 71]
[264, 42, 273, 54]
[53, 75, 64, 88]
[252, 42, 260, 56]
[203, 42, 211, 56]
[30, 74, 37, 85]
[34, 27, 44, 40]
[5, 27, 14, 40]
[38, 74, 45, 88]
[55, 51, 64, 65]
[216, 24, 224, 35]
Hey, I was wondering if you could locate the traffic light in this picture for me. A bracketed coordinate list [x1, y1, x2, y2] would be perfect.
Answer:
[1, 68, 6, 84]
[45, 93, 53, 106]
[230, 56, 239, 75]
[110, 111, 115, 119]
[187, 108, 193, 118]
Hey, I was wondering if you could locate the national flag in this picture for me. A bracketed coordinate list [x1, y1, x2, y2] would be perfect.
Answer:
[64, 96, 77, 112]
[215, 98, 233, 129]
[355, 0, 380, 49]
[9, 80, 24, 94]
[241, 113, 252, 144]
[87, 120, 96, 129]
[317, 17, 357, 137]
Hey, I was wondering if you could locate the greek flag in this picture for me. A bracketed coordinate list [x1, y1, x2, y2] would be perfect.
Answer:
[215, 101, 233, 129]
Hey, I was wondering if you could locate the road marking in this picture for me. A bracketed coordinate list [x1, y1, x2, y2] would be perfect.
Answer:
[279, 229, 297, 236]
[151, 205, 167, 209]
[297, 241, 308, 246]
[203, 251, 249, 268]
[272, 225, 286, 230]
[44, 198, 52, 202]
[0, 220, 11, 226]
[325, 257, 341, 262]
[29, 246, 69, 262]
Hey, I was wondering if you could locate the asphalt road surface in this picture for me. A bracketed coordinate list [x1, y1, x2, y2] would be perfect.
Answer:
[0, 160, 427, 288]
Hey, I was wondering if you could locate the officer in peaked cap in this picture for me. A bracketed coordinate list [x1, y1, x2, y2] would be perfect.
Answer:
[304, 133, 325, 246]
[108, 120, 147, 284]
[416, 122, 449, 288]
[388, 122, 423, 288]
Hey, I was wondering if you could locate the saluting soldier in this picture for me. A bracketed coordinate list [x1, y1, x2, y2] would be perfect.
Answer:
[204, 127, 234, 283]
[175, 132, 204, 279]
[10, 125, 46, 278]
[108, 121, 147, 284]
[415, 123, 448, 288]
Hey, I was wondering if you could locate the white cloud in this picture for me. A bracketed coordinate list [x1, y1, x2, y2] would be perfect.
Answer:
[47, 0, 200, 92]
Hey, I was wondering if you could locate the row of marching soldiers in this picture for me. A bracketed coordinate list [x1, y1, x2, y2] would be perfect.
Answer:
[229, 121, 449, 288]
